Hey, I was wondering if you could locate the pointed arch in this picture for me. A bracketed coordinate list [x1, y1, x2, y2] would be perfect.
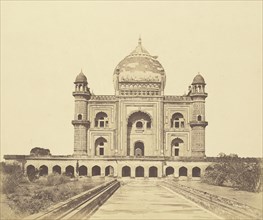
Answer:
[171, 138, 184, 156]
[39, 165, 48, 176]
[179, 166, 187, 177]
[127, 110, 153, 123]
[105, 166, 114, 176]
[165, 166, 174, 176]
[134, 141, 144, 157]
[95, 137, 107, 156]
[52, 165, 61, 174]
[135, 166, 144, 177]
[192, 167, 201, 177]
[92, 165, 101, 176]
[79, 165, 87, 176]
[26, 165, 36, 176]
[66, 165, 74, 177]
[171, 112, 185, 128]
[122, 166, 131, 177]
[149, 166, 158, 177]
[95, 112, 108, 128]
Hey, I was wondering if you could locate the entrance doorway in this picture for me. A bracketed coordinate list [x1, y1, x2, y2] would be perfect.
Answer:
[171, 138, 183, 157]
[134, 142, 144, 157]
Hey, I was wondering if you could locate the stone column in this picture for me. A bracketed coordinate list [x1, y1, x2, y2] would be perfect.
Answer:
[174, 168, 179, 178]
[131, 166, 135, 178]
[158, 165, 163, 178]
[87, 167, 92, 177]
[145, 167, 149, 178]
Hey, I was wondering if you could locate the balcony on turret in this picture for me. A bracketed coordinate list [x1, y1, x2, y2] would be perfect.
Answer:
[71, 120, 90, 127]
[189, 121, 208, 128]
[72, 91, 90, 97]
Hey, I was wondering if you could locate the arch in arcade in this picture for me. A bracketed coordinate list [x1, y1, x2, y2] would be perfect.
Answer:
[52, 165, 61, 174]
[165, 166, 174, 176]
[105, 166, 114, 176]
[39, 165, 48, 176]
[92, 165, 101, 176]
[122, 166, 131, 177]
[65, 165, 74, 177]
[26, 165, 36, 176]
[135, 166, 144, 177]
[179, 166, 187, 177]
[171, 112, 185, 128]
[192, 167, 201, 177]
[149, 166, 158, 177]
[79, 165, 88, 176]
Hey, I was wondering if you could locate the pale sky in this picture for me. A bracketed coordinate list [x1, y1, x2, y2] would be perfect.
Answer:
[1, 1, 262, 158]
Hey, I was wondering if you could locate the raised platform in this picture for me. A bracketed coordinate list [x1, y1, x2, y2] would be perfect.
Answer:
[4, 155, 260, 179]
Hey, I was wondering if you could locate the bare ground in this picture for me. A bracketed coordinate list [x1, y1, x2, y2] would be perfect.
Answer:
[179, 180, 263, 210]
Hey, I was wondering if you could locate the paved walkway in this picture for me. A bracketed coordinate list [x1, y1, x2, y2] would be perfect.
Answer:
[89, 180, 221, 220]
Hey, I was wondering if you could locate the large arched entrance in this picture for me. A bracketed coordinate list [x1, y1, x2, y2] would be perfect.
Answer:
[149, 166, 158, 177]
[135, 166, 144, 177]
[127, 111, 152, 156]
[134, 141, 144, 157]
[122, 166, 131, 177]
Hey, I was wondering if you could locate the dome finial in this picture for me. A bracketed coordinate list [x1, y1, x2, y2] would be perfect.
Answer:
[138, 35, 142, 45]
[192, 73, 205, 85]
[75, 69, 87, 83]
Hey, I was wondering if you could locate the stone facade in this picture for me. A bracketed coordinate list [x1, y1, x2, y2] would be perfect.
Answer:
[4, 38, 209, 179]
[72, 38, 208, 159]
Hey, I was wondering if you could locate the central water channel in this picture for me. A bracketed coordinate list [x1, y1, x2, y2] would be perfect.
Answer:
[89, 180, 221, 220]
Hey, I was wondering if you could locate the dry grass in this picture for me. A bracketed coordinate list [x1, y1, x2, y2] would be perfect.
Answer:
[2, 177, 105, 216]
[1, 163, 106, 219]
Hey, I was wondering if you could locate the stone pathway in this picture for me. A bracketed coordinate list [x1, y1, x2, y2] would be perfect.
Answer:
[89, 180, 221, 220]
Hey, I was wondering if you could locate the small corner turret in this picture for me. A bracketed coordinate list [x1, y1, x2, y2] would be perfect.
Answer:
[72, 70, 90, 155]
[189, 73, 208, 157]
[189, 73, 207, 99]
[73, 69, 91, 98]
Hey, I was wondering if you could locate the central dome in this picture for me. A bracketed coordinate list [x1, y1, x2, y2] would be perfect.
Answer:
[113, 38, 166, 94]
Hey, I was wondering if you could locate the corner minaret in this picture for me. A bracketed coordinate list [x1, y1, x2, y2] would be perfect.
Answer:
[189, 73, 208, 157]
[72, 70, 90, 155]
